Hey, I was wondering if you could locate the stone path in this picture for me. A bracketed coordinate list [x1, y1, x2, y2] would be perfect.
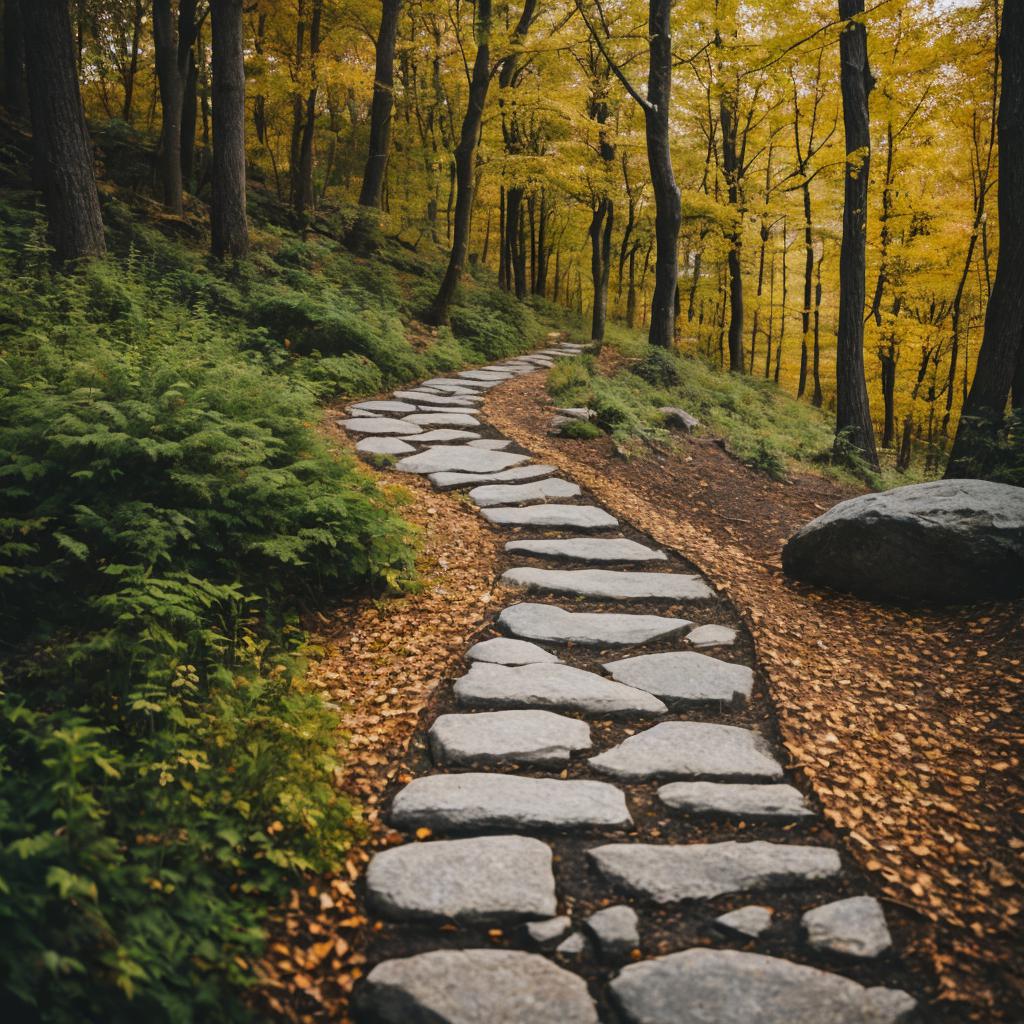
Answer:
[341, 344, 920, 1023]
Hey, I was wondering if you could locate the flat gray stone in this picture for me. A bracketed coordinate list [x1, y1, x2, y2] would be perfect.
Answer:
[412, 429, 482, 443]
[349, 400, 417, 415]
[413, 405, 484, 415]
[555, 407, 595, 420]
[341, 416, 423, 436]
[356, 436, 416, 456]
[397, 446, 530, 475]
[391, 773, 633, 832]
[365, 835, 556, 924]
[481, 505, 618, 529]
[589, 841, 842, 902]
[589, 722, 783, 782]
[505, 538, 668, 563]
[526, 916, 572, 947]
[468, 439, 513, 450]
[405, 413, 482, 428]
[499, 602, 691, 646]
[609, 948, 916, 1024]
[422, 377, 494, 390]
[555, 932, 587, 956]
[429, 710, 592, 767]
[584, 905, 639, 960]
[359, 949, 599, 1024]
[466, 637, 559, 665]
[659, 406, 700, 432]
[802, 896, 893, 959]
[455, 661, 667, 717]
[394, 391, 480, 406]
[430, 465, 557, 490]
[460, 370, 513, 381]
[658, 781, 814, 821]
[602, 651, 753, 707]
[687, 624, 738, 648]
[470, 479, 581, 507]
[713, 904, 774, 938]
[504, 568, 713, 602]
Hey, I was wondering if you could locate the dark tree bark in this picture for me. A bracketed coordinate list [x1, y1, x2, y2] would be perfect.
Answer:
[834, 0, 879, 467]
[720, 85, 745, 371]
[812, 252, 824, 407]
[589, 197, 613, 341]
[180, 49, 198, 187]
[20, 0, 105, 261]
[947, 1, 1024, 477]
[359, 0, 402, 208]
[121, 0, 145, 123]
[210, 0, 248, 259]
[2, 0, 29, 117]
[294, 0, 323, 219]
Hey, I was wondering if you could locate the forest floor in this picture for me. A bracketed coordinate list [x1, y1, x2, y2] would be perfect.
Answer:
[261, 356, 1022, 1023]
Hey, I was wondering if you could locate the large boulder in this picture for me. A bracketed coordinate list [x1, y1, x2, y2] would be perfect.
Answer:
[782, 479, 1024, 603]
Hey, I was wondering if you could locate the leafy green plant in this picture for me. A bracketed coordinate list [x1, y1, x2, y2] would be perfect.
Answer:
[559, 418, 603, 440]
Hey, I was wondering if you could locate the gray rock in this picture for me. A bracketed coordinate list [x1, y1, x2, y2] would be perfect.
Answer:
[454, 661, 667, 717]
[421, 378, 495, 390]
[466, 637, 559, 665]
[555, 932, 587, 956]
[525, 915, 572, 948]
[609, 948, 916, 1024]
[503, 568, 713, 602]
[468, 439, 513, 450]
[505, 538, 667, 563]
[393, 391, 480, 406]
[390, 773, 633, 832]
[584, 905, 639, 961]
[686, 624, 738, 648]
[659, 406, 700, 432]
[499, 602, 692, 647]
[802, 896, 893, 959]
[430, 465, 557, 490]
[713, 904, 774, 939]
[365, 835, 556, 924]
[429, 710, 592, 767]
[405, 413, 482, 428]
[413, 405, 485, 415]
[555, 407, 596, 420]
[589, 841, 842, 902]
[396, 446, 530, 475]
[341, 417, 423, 436]
[460, 370, 513, 381]
[782, 479, 1024, 603]
[358, 949, 599, 1024]
[602, 651, 753, 707]
[480, 505, 618, 530]
[356, 436, 417, 456]
[470, 479, 582, 507]
[588, 722, 783, 782]
[658, 781, 814, 821]
[349, 400, 417, 415]
[411, 429, 482, 443]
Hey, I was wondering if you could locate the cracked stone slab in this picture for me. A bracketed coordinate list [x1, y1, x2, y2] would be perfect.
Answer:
[505, 538, 668, 563]
[421, 377, 495, 390]
[713, 904, 774, 939]
[588, 722, 784, 782]
[358, 949, 600, 1024]
[588, 841, 842, 902]
[802, 896, 893, 959]
[429, 465, 557, 490]
[609, 948, 915, 1024]
[526, 916, 572, 948]
[499, 602, 691, 646]
[405, 413, 482, 428]
[341, 416, 423, 436]
[503, 568, 712, 602]
[365, 835, 556, 924]
[584, 905, 639, 961]
[411, 429, 482, 443]
[658, 781, 814, 821]
[466, 637, 559, 665]
[393, 391, 481, 406]
[469, 439, 513, 450]
[429, 710, 592, 767]
[455, 661, 666, 717]
[470, 478, 581, 507]
[686, 624, 738, 648]
[349, 400, 417, 415]
[460, 370, 514, 381]
[480, 505, 618, 529]
[356, 436, 417, 456]
[602, 651, 754, 707]
[390, 772, 633, 832]
[396, 446, 530, 475]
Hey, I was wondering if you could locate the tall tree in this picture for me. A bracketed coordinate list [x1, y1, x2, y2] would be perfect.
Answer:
[2, 0, 29, 117]
[209, 0, 248, 259]
[834, 0, 879, 467]
[19, 0, 105, 260]
[359, 0, 402, 208]
[947, 0, 1023, 477]
[291, 0, 323, 219]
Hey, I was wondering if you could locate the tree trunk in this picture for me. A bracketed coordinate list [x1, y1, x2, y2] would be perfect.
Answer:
[720, 85, 744, 371]
[294, 0, 323, 220]
[20, 0, 105, 261]
[589, 198, 613, 342]
[360, 0, 402, 208]
[798, 180, 813, 397]
[180, 49, 197, 187]
[947, 1, 1024, 477]
[834, 0, 879, 467]
[812, 253, 823, 407]
[121, 0, 144, 123]
[210, 0, 248, 259]
[751, 219, 768, 372]
[879, 339, 896, 448]
[775, 221, 787, 384]
[2, 0, 29, 117]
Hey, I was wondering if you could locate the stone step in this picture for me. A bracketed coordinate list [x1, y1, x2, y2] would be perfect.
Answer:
[584, 904, 639, 962]
[465, 637, 559, 665]
[469, 478, 581, 507]
[609, 948, 915, 1024]
[357, 949, 599, 1024]
[421, 378, 495, 391]
[429, 465, 557, 490]
[396, 446, 531, 475]
[365, 835, 556, 925]
[349, 400, 417, 415]
[390, 772, 632, 832]
[713, 904, 774, 938]
[802, 895, 893, 959]
[588, 840, 842, 902]
[686, 623, 738, 648]
[505, 537, 668, 563]
[393, 391, 480, 406]
[468, 439, 513, 450]
[454, 661, 667, 717]
[602, 651, 754, 707]
[499, 602, 691, 646]
[412, 429, 482, 443]
[481, 504, 618, 530]
[657, 781, 814, 821]
[460, 370, 513, 381]
[356, 436, 416, 456]
[429, 710, 592, 767]
[405, 413, 483, 428]
[341, 416, 423, 436]
[502, 567, 713, 601]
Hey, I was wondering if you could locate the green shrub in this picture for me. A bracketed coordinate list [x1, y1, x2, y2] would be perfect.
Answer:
[547, 357, 593, 404]
[629, 348, 682, 388]
[559, 419, 603, 440]
[290, 352, 384, 399]
[450, 285, 540, 360]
